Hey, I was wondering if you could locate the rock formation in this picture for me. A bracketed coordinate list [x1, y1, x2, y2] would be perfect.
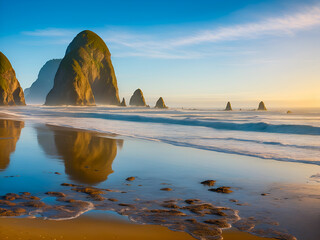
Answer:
[258, 101, 267, 110]
[45, 30, 120, 106]
[129, 88, 146, 106]
[155, 97, 167, 108]
[0, 52, 25, 106]
[0, 119, 24, 171]
[225, 102, 232, 111]
[120, 97, 126, 107]
[25, 59, 61, 104]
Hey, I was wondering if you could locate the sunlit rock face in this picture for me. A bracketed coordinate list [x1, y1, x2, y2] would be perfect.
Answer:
[0, 52, 25, 106]
[225, 102, 232, 111]
[36, 125, 122, 184]
[25, 59, 61, 104]
[258, 101, 267, 110]
[45, 30, 120, 106]
[129, 89, 146, 106]
[155, 97, 167, 109]
[0, 119, 24, 171]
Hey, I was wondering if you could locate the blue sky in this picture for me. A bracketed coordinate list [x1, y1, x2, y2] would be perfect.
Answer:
[1, 0, 320, 108]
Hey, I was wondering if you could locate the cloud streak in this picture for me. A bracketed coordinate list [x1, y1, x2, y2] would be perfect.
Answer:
[170, 6, 320, 47]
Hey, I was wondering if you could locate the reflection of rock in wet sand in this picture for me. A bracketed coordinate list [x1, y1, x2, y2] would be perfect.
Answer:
[0, 119, 24, 171]
[36, 125, 121, 184]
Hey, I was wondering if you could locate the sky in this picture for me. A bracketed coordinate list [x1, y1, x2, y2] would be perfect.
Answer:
[0, 0, 320, 108]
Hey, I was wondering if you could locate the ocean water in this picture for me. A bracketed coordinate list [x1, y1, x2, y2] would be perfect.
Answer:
[1, 105, 320, 166]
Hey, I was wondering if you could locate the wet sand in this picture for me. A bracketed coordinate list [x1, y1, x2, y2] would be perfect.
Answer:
[0, 215, 276, 240]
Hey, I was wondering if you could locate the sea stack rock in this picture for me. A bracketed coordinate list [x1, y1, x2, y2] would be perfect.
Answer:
[129, 89, 146, 106]
[258, 101, 267, 110]
[45, 30, 120, 106]
[0, 52, 25, 106]
[155, 97, 167, 108]
[25, 59, 61, 104]
[120, 97, 126, 107]
[225, 102, 232, 111]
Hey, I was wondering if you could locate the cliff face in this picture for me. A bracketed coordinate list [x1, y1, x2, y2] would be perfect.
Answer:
[26, 59, 61, 104]
[258, 101, 267, 110]
[129, 89, 146, 106]
[45, 30, 120, 106]
[0, 52, 25, 106]
[155, 97, 167, 108]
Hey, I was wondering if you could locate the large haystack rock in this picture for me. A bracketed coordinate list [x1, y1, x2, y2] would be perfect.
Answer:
[258, 101, 267, 110]
[155, 97, 167, 108]
[0, 52, 25, 106]
[25, 59, 61, 104]
[129, 88, 146, 106]
[45, 30, 120, 106]
[225, 102, 232, 111]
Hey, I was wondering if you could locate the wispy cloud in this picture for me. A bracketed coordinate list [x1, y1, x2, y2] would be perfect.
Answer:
[21, 5, 320, 59]
[169, 6, 320, 46]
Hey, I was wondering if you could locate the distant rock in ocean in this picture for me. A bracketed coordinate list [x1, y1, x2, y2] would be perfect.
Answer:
[225, 102, 232, 111]
[0, 51, 25, 106]
[120, 97, 126, 107]
[258, 101, 267, 110]
[25, 59, 61, 104]
[155, 97, 167, 108]
[45, 30, 120, 106]
[129, 89, 146, 106]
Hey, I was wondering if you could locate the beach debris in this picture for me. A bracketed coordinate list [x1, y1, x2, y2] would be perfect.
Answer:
[21, 201, 46, 208]
[126, 176, 135, 181]
[204, 219, 231, 228]
[61, 183, 77, 187]
[185, 199, 201, 204]
[261, 193, 270, 196]
[2, 193, 20, 201]
[0, 207, 26, 216]
[148, 209, 186, 216]
[208, 187, 233, 194]
[45, 191, 67, 198]
[161, 203, 180, 209]
[160, 188, 173, 191]
[200, 180, 216, 186]
[108, 198, 118, 202]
